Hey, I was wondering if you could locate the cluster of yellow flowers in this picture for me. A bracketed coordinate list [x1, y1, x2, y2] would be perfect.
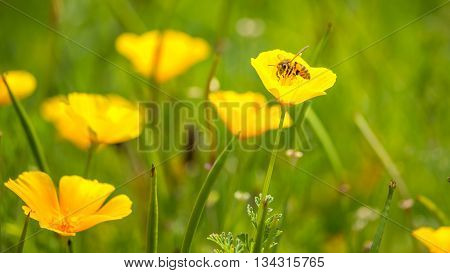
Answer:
[1, 30, 212, 237]
[2, 29, 448, 253]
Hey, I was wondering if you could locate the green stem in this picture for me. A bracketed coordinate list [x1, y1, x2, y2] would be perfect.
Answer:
[67, 238, 73, 253]
[83, 143, 97, 177]
[16, 212, 30, 253]
[181, 134, 237, 253]
[354, 113, 409, 197]
[107, 0, 147, 33]
[1, 74, 50, 174]
[260, 107, 287, 201]
[253, 107, 286, 252]
[252, 198, 269, 253]
[146, 165, 159, 253]
[204, 0, 234, 164]
[370, 180, 396, 253]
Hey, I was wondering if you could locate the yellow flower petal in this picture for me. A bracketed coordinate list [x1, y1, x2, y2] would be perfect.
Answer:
[116, 30, 210, 83]
[251, 49, 336, 105]
[67, 93, 142, 144]
[0, 70, 36, 105]
[41, 93, 142, 148]
[4, 171, 133, 236]
[4, 171, 60, 225]
[41, 96, 91, 149]
[209, 90, 292, 138]
[116, 31, 159, 77]
[412, 226, 450, 253]
[59, 175, 115, 217]
[73, 195, 132, 233]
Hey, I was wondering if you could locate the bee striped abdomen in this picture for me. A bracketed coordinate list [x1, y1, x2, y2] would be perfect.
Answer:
[294, 62, 310, 80]
[275, 59, 311, 81]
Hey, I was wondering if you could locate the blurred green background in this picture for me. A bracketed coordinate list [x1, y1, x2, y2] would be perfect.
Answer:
[0, 0, 449, 252]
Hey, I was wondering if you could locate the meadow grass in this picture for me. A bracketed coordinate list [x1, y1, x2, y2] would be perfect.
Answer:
[0, 0, 448, 253]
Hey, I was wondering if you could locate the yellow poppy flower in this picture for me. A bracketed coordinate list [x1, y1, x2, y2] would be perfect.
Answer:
[41, 93, 142, 149]
[116, 30, 210, 83]
[4, 171, 132, 236]
[0, 70, 36, 105]
[209, 91, 292, 139]
[412, 226, 450, 253]
[251, 49, 336, 105]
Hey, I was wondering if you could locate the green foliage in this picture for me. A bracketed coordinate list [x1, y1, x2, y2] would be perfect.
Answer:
[208, 194, 282, 253]
[0, 0, 448, 253]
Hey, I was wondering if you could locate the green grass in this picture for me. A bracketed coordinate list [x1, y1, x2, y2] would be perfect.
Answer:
[0, 0, 449, 253]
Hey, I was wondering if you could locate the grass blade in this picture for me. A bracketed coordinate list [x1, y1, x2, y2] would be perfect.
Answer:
[1, 74, 50, 173]
[370, 180, 396, 252]
[146, 164, 159, 253]
[306, 109, 345, 178]
[354, 113, 409, 197]
[416, 195, 449, 225]
[311, 23, 332, 65]
[181, 134, 237, 253]
[107, 0, 147, 33]
[16, 212, 30, 253]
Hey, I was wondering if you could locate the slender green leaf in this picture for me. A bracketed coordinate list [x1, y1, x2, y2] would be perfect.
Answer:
[370, 180, 396, 253]
[1, 74, 50, 173]
[107, 0, 147, 33]
[181, 134, 238, 252]
[355, 113, 409, 197]
[146, 164, 159, 253]
[306, 109, 345, 178]
[416, 195, 449, 225]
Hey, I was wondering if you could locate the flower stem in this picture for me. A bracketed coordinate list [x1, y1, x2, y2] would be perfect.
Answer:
[204, 0, 234, 164]
[370, 180, 396, 253]
[67, 238, 73, 253]
[253, 106, 286, 253]
[181, 134, 237, 253]
[83, 143, 97, 177]
[146, 164, 159, 253]
[1, 74, 50, 174]
[16, 212, 30, 253]
[252, 197, 269, 253]
[260, 106, 286, 202]
[107, 0, 147, 33]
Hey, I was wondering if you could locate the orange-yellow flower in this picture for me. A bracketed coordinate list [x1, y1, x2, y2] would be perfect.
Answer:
[251, 49, 336, 105]
[412, 226, 450, 253]
[209, 91, 292, 139]
[0, 70, 36, 105]
[4, 171, 132, 236]
[41, 93, 142, 149]
[116, 30, 210, 83]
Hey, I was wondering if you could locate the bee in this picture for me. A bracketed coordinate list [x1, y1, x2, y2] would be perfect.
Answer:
[273, 46, 311, 80]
